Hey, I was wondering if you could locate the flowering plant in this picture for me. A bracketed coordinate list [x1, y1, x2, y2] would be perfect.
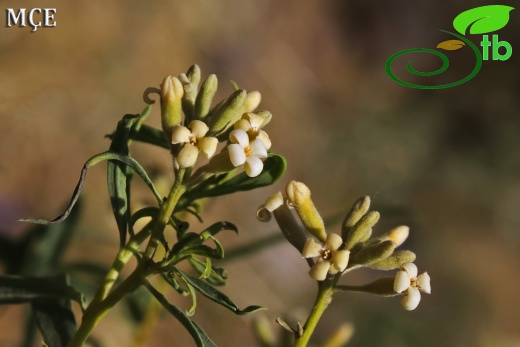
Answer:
[0, 65, 429, 347]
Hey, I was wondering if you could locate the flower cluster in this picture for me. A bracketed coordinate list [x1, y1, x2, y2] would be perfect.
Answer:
[258, 181, 431, 310]
[157, 65, 273, 177]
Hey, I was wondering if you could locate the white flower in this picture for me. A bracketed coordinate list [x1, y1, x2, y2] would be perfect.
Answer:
[172, 120, 218, 167]
[302, 233, 350, 281]
[234, 113, 272, 150]
[393, 263, 431, 311]
[228, 129, 267, 177]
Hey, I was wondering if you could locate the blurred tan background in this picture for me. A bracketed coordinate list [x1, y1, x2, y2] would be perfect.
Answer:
[1, 0, 520, 346]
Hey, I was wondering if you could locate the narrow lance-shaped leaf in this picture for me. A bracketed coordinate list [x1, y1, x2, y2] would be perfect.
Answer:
[144, 281, 216, 347]
[18, 151, 162, 225]
[453, 5, 514, 35]
[0, 274, 87, 311]
[176, 269, 265, 316]
[188, 153, 287, 200]
[107, 114, 138, 246]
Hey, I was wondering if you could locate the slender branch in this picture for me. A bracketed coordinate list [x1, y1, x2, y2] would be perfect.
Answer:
[294, 285, 335, 347]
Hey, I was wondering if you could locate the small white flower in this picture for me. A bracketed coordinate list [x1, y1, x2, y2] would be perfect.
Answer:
[172, 120, 218, 167]
[302, 233, 350, 281]
[234, 113, 272, 150]
[228, 129, 267, 177]
[393, 263, 431, 310]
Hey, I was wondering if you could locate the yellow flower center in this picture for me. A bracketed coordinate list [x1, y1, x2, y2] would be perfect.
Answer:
[322, 248, 332, 260]
[244, 145, 252, 157]
[189, 135, 198, 145]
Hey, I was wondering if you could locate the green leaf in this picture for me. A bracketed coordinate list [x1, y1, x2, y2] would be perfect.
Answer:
[144, 281, 216, 347]
[189, 258, 228, 286]
[188, 153, 287, 200]
[160, 272, 189, 296]
[19, 151, 162, 225]
[32, 296, 77, 347]
[0, 274, 86, 311]
[453, 5, 514, 35]
[107, 113, 141, 246]
[176, 269, 265, 315]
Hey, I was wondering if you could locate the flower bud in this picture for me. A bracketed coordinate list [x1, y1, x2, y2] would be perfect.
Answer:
[384, 225, 409, 247]
[181, 64, 201, 121]
[343, 211, 379, 250]
[350, 240, 395, 266]
[194, 74, 218, 120]
[161, 76, 184, 140]
[342, 196, 370, 239]
[241, 91, 262, 113]
[367, 250, 416, 270]
[286, 181, 326, 242]
[207, 89, 247, 136]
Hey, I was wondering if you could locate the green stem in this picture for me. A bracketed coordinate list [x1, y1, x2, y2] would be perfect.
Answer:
[68, 266, 144, 346]
[68, 169, 187, 347]
[294, 284, 335, 347]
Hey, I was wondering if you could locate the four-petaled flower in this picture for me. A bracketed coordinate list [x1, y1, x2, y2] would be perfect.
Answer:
[302, 233, 350, 281]
[234, 113, 272, 150]
[393, 263, 431, 311]
[228, 128, 267, 177]
[172, 120, 218, 168]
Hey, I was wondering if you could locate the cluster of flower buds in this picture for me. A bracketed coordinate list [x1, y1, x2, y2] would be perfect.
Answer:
[257, 181, 431, 310]
[153, 65, 273, 177]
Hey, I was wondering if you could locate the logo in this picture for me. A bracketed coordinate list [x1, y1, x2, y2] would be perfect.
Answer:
[385, 5, 514, 89]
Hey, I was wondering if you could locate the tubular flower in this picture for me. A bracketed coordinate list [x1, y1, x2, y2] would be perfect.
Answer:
[234, 113, 272, 150]
[302, 233, 350, 281]
[393, 263, 431, 310]
[172, 120, 218, 167]
[228, 129, 267, 177]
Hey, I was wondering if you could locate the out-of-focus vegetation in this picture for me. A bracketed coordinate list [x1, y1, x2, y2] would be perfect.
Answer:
[1, 1, 519, 346]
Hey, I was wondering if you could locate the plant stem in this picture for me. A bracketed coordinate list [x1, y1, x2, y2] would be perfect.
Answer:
[68, 169, 186, 347]
[294, 284, 335, 347]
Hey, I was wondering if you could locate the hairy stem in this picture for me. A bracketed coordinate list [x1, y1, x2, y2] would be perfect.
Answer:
[68, 169, 186, 347]
[294, 284, 335, 347]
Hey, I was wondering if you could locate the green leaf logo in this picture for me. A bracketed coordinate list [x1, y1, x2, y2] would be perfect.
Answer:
[453, 5, 514, 35]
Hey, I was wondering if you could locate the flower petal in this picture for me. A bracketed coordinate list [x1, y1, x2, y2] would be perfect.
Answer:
[250, 138, 267, 158]
[401, 263, 418, 279]
[332, 250, 350, 272]
[228, 144, 246, 167]
[229, 129, 249, 147]
[264, 192, 284, 212]
[198, 137, 218, 158]
[245, 156, 264, 177]
[177, 144, 199, 168]
[302, 238, 322, 258]
[234, 119, 251, 131]
[257, 130, 272, 150]
[171, 126, 191, 144]
[189, 120, 209, 138]
[394, 270, 411, 293]
[325, 233, 343, 251]
[401, 287, 421, 311]
[244, 112, 264, 129]
[309, 261, 331, 281]
[417, 272, 431, 294]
